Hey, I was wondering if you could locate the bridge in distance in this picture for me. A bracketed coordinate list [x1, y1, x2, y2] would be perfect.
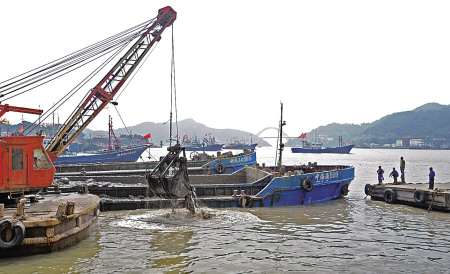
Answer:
[255, 127, 299, 139]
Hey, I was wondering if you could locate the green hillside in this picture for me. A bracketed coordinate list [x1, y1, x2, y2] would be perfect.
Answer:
[286, 103, 450, 147]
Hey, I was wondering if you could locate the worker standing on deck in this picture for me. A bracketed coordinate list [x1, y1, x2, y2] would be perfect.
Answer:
[389, 167, 399, 183]
[377, 166, 384, 184]
[429, 167, 435, 190]
[400, 157, 405, 182]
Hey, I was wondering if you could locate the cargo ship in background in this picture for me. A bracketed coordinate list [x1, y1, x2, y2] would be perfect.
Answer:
[52, 116, 151, 165]
[53, 145, 150, 165]
[182, 134, 224, 151]
[291, 134, 355, 154]
[223, 136, 258, 150]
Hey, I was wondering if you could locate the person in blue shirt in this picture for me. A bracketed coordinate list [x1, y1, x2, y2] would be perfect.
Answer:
[429, 167, 435, 190]
[377, 166, 384, 184]
[389, 167, 399, 183]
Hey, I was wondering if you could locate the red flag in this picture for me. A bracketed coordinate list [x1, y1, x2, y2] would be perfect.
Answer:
[209, 133, 211, 136]
[141, 137, 144, 140]
[137, 140, 139, 142]
[19, 123, 24, 133]
[205, 133, 207, 137]
[298, 133, 306, 138]
[144, 133, 151, 139]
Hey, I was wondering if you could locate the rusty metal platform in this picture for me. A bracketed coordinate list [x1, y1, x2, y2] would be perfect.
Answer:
[0, 193, 99, 257]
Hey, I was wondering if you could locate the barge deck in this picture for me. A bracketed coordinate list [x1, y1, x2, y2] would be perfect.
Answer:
[0, 193, 99, 257]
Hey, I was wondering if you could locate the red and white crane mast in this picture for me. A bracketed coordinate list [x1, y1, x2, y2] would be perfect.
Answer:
[46, 6, 176, 160]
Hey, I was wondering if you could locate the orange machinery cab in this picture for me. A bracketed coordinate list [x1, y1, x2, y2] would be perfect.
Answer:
[0, 136, 55, 195]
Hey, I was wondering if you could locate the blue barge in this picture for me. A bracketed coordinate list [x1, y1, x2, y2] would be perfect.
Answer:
[201, 151, 257, 174]
[53, 145, 148, 165]
[223, 143, 258, 150]
[189, 164, 354, 207]
[81, 163, 354, 211]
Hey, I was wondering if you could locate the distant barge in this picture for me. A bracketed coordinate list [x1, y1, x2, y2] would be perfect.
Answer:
[53, 145, 149, 165]
[365, 183, 450, 211]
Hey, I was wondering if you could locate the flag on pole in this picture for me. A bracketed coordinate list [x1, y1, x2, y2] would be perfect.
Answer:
[298, 133, 306, 138]
[144, 133, 151, 140]
[19, 123, 24, 133]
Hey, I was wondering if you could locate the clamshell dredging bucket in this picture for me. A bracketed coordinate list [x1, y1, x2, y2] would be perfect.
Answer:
[147, 173, 191, 199]
[146, 144, 192, 199]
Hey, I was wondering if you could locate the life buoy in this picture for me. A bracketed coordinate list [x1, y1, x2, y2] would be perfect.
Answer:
[238, 195, 253, 208]
[414, 189, 426, 203]
[384, 189, 397, 203]
[214, 162, 226, 174]
[302, 178, 313, 192]
[340, 184, 349, 196]
[364, 184, 372, 195]
[0, 219, 26, 249]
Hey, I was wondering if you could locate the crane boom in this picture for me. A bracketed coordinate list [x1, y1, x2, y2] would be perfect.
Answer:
[46, 6, 176, 160]
[0, 104, 43, 118]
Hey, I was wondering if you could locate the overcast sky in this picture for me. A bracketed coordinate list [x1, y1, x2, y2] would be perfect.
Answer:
[1, 1, 449, 138]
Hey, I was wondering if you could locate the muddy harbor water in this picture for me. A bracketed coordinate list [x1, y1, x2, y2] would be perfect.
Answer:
[1, 147, 450, 273]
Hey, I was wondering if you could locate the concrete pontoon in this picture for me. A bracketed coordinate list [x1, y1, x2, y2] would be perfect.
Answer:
[365, 182, 450, 211]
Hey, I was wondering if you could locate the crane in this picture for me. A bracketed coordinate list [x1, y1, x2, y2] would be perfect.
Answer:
[46, 6, 176, 161]
[0, 6, 177, 201]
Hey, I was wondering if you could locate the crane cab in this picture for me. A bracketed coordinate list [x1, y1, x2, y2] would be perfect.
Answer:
[0, 136, 55, 199]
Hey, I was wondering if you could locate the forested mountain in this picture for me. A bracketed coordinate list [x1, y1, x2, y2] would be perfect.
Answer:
[84, 118, 271, 146]
[5, 103, 448, 147]
[286, 103, 450, 147]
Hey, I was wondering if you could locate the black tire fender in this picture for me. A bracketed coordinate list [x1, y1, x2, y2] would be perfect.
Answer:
[238, 195, 253, 208]
[340, 184, 349, 196]
[0, 219, 26, 249]
[414, 189, 426, 203]
[364, 184, 372, 195]
[214, 162, 226, 174]
[384, 189, 397, 204]
[302, 178, 313, 192]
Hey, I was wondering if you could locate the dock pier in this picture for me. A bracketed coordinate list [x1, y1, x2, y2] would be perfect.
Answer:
[365, 183, 450, 211]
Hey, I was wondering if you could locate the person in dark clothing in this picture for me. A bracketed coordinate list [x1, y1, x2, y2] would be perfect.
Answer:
[377, 166, 384, 184]
[400, 157, 405, 182]
[389, 167, 399, 183]
[429, 167, 435, 190]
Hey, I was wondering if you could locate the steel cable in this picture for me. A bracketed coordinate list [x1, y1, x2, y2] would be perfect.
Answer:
[0, 18, 156, 92]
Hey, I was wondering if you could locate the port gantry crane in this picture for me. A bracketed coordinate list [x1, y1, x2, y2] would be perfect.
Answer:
[0, 6, 177, 200]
